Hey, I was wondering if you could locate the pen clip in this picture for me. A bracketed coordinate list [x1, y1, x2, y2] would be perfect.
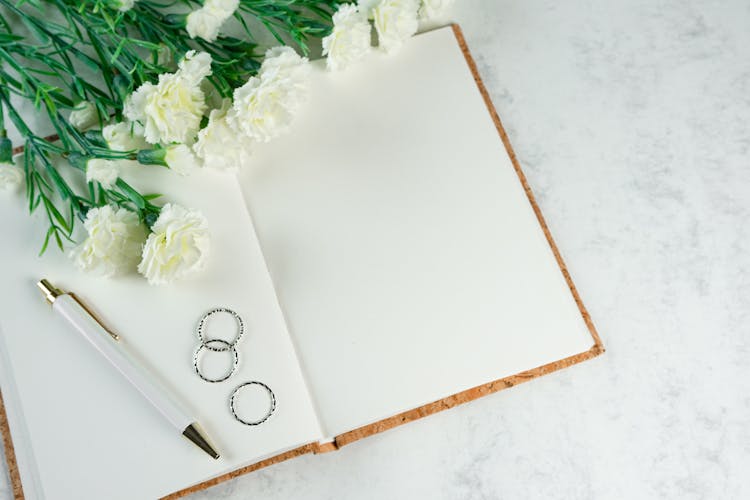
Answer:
[69, 293, 121, 342]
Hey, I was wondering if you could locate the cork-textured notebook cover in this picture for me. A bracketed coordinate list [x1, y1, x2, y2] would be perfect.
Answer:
[0, 23, 604, 500]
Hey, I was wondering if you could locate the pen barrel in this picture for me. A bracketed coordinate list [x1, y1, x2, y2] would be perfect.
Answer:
[53, 295, 194, 431]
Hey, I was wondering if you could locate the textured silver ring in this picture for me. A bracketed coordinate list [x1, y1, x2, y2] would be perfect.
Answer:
[229, 381, 276, 426]
[197, 308, 244, 352]
[194, 339, 239, 383]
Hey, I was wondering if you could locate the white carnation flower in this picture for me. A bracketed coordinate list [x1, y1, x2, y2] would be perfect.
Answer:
[186, 10, 225, 42]
[124, 51, 212, 145]
[0, 162, 23, 192]
[177, 50, 213, 87]
[138, 203, 210, 285]
[69, 206, 146, 277]
[373, 0, 419, 54]
[358, 0, 379, 19]
[228, 76, 291, 142]
[419, 0, 454, 19]
[112, 0, 137, 12]
[186, 0, 239, 41]
[122, 83, 150, 123]
[205, 0, 239, 10]
[69, 101, 99, 131]
[261, 46, 310, 75]
[228, 47, 310, 142]
[194, 99, 252, 170]
[322, 4, 372, 71]
[164, 144, 200, 176]
[86, 159, 119, 189]
[102, 122, 148, 152]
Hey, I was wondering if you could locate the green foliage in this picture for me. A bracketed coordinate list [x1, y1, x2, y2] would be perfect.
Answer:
[0, 0, 341, 253]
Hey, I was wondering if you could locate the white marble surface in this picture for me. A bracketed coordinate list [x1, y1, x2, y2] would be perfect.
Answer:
[3, 0, 750, 498]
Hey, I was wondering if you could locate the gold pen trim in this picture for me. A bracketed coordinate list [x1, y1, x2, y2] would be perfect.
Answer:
[69, 293, 120, 341]
[37, 279, 120, 342]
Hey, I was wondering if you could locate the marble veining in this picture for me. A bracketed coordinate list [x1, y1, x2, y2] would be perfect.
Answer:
[2, 0, 750, 498]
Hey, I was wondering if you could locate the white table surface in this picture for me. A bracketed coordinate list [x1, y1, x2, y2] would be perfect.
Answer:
[3, 0, 750, 498]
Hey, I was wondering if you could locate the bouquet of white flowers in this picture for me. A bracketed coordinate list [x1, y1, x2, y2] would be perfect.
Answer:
[0, 0, 453, 284]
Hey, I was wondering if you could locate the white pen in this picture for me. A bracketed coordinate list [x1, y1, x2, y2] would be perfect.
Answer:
[37, 279, 220, 459]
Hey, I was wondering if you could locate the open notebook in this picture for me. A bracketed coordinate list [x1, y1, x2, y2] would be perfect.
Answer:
[0, 25, 603, 499]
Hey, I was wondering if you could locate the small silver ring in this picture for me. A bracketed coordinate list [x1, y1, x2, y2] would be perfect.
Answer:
[229, 381, 276, 426]
[194, 339, 239, 383]
[197, 308, 244, 352]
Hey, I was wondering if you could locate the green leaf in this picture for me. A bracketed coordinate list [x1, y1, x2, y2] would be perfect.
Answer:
[0, 33, 24, 43]
[53, 228, 63, 251]
[43, 196, 70, 233]
[71, 50, 101, 71]
[116, 178, 145, 210]
[110, 37, 127, 64]
[39, 225, 55, 256]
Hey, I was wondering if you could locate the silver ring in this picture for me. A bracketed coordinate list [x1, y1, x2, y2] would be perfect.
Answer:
[229, 381, 276, 426]
[194, 339, 239, 383]
[197, 308, 245, 352]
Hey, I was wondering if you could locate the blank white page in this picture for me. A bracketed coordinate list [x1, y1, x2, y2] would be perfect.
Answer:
[239, 26, 596, 438]
[0, 164, 322, 499]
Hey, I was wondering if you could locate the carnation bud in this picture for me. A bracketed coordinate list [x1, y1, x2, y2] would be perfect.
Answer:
[68, 101, 99, 131]
[67, 152, 90, 171]
[84, 130, 107, 148]
[164, 13, 188, 27]
[136, 147, 168, 167]
[137, 145, 197, 175]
